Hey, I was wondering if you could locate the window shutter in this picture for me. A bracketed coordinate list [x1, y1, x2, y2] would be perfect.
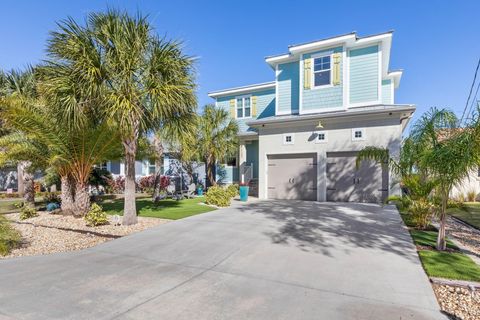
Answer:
[229, 99, 236, 118]
[332, 53, 341, 85]
[251, 95, 257, 117]
[303, 58, 312, 90]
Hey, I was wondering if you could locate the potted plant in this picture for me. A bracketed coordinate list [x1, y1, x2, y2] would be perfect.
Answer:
[239, 182, 249, 202]
[197, 183, 204, 196]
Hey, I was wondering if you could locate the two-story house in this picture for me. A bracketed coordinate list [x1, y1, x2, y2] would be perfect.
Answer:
[208, 31, 415, 203]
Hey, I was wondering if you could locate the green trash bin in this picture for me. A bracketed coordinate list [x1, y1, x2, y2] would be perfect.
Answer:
[239, 185, 249, 202]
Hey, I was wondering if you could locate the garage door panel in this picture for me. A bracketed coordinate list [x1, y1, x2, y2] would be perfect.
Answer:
[326, 151, 387, 203]
[267, 154, 317, 201]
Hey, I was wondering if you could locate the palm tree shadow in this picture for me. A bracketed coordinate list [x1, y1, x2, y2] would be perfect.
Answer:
[236, 199, 419, 262]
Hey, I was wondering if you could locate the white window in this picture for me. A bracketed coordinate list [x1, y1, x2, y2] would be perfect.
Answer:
[312, 54, 331, 87]
[315, 131, 328, 143]
[283, 133, 295, 145]
[236, 95, 251, 119]
[352, 128, 366, 141]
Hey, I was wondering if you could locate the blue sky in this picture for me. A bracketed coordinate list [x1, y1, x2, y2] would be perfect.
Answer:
[1, 0, 479, 126]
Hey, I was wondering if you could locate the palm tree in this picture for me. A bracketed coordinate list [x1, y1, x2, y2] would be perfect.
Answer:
[357, 107, 480, 250]
[0, 68, 38, 207]
[0, 97, 121, 216]
[44, 10, 197, 225]
[196, 105, 239, 187]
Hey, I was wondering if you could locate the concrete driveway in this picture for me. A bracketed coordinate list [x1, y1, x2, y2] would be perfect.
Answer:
[0, 201, 443, 319]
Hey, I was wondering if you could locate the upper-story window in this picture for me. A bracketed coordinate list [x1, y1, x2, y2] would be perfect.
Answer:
[313, 55, 331, 87]
[236, 95, 251, 119]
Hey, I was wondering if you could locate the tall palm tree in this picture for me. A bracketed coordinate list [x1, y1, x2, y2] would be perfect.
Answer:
[196, 105, 239, 187]
[44, 10, 196, 224]
[0, 68, 38, 207]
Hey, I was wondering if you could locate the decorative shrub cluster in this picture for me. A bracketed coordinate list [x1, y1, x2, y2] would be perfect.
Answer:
[226, 184, 239, 198]
[0, 216, 21, 256]
[19, 206, 37, 220]
[0, 193, 20, 199]
[106, 176, 125, 194]
[138, 175, 170, 193]
[410, 199, 434, 230]
[205, 186, 231, 207]
[84, 203, 109, 226]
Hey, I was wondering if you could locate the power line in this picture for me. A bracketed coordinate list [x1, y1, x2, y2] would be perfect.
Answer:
[461, 57, 480, 124]
[464, 79, 480, 123]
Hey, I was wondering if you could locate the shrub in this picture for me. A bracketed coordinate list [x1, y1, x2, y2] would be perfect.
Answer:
[456, 192, 465, 203]
[0, 216, 21, 256]
[19, 206, 37, 220]
[43, 192, 61, 204]
[410, 199, 434, 230]
[84, 204, 109, 227]
[106, 176, 125, 194]
[138, 175, 155, 193]
[226, 184, 239, 198]
[205, 186, 231, 207]
[467, 190, 477, 202]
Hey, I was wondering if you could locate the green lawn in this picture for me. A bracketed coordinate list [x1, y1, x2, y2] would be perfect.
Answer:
[101, 196, 215, 220]
[409, 230, 458, 250]
[0, 200, 24, 214]
[0, 215, 21, 256]
[448, 202, 480, 229]
[418, 250, 480, 282]
[398, 207, 480, 282]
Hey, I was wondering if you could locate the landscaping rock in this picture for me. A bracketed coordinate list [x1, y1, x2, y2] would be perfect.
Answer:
[2, 212, 168, 259]
[446, 216, 480, 256]
[433, 283, 480, 320]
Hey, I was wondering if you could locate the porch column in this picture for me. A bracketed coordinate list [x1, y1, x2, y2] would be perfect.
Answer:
[239, 141, 247, 183]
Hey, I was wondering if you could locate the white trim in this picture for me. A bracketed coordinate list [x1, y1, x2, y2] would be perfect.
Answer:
[289, 34, 355, 54]
[342, 45, 349, 110]
[235, 94, 253, 119]
[386, 70, 403, 88]
[208, 82, 275, 98]
[299, 55, 304, 114]
[390, 79, 395, 104]
[377, 42, 383, 104]
[298, 106, 345, 115]
[351, 128, 366, 141]
[314, 130, 328, 144]
[311, 51, 333, 89]
[283, 133, 295, 145]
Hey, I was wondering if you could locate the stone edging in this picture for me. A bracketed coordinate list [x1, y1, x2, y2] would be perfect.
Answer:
[430, 277, 480, 290]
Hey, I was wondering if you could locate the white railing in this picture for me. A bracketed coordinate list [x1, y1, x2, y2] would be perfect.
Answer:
[241, 163, 253, 184]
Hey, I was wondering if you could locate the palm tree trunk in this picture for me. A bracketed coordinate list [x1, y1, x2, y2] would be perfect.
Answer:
[74, 183, 90, 217]
[436, 191, 448, 251]
[17, 162, 25, 196]
[206, 156, 216, 188]
[123, 139, 138, 225]
[60, 175, 75, 214]
[21, 162, 35, 208]
[152, 136, 164, 201]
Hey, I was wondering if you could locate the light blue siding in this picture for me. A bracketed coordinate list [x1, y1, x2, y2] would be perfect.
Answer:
[381, 79, 393, 104]
[277, 62, 299, 114]
[216, 89, 275, 133]
[349, 45, 379, 104]
[216, 165, 238, 184]
[246, 140, 259, 179]
[301, 46, 343, 112]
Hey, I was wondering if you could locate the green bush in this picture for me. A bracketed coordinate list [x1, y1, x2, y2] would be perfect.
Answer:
[467, 190, 477, 202]
[19, 206, 37, 220]
[84, 203, 109, 226]
[0, 216, 21, 256]
[205, 186, 231, 207]
[226, 184, 239, 198]
[410, 199, 434, 230]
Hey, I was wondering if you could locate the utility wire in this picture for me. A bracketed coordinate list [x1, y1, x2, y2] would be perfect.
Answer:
[461, 57, 480, 124]
[464, 79, 480, 124]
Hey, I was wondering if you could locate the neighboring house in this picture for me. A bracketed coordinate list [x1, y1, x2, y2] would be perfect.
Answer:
[451, 168, 480, 200]
[208, 31, 415, 202]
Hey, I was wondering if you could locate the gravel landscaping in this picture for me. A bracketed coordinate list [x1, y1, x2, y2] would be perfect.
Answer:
[433, 283, 480, 320]
[445, 216, 480, 257]
[1, 212, 168, 259]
